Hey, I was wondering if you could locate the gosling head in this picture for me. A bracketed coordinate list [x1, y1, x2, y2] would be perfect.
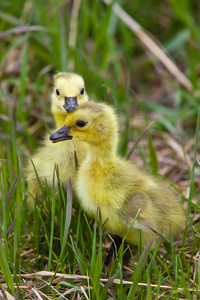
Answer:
[51, 72, 88, 115]
[50, 101, 119, 148]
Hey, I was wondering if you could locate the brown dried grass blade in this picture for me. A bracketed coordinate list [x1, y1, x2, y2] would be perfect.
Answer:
[103, 1, 192, 91]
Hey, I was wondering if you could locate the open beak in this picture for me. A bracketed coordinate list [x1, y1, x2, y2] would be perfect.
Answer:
[63, 96, 78, 112]
[49, 126, 73, 143]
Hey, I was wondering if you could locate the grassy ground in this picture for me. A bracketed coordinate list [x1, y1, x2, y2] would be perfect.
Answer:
[0, 0, 200, 299]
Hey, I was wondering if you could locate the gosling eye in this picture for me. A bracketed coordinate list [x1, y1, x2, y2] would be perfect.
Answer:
[76, 120, 86, 127]
[80, 87, 84, 95]
[56, 88, 61, 97]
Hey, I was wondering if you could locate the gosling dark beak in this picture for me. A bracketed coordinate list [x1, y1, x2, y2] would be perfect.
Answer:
[49, 126, 73, 143]
[63, 96, 78, 112]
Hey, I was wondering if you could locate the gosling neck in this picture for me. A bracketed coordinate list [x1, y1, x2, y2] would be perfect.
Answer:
[86, 139, 118, 166]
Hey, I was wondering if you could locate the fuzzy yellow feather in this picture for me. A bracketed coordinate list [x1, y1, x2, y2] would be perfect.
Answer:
[50, 101, 186, 248]
[51, 72, 88, 127]
[25, 72, 88, 210]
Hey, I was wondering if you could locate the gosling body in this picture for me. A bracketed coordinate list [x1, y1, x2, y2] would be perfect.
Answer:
[50, 101, 186, 248]
[25, 73, 88, 210]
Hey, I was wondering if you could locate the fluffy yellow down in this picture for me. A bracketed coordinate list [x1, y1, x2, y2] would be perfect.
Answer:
[51, 72, 88, 127]
[25, 72, 88, 211]
[52, 101, 186, 248]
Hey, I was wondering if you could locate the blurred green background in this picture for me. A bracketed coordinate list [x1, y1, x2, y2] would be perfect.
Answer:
[0, 0, 200, 298]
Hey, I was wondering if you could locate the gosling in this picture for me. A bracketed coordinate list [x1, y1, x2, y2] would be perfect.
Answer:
[25, 72, 88, 211]
[50, 101, 186, 249]
[51, 72, 88, 128]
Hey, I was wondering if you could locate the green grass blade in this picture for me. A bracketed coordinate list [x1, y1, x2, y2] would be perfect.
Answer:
[189, 106, 200, 203]
[47, 165, 56, 271]
[0, 239, 15, 295]
[60, 178, 73, 260]
[128, 237, 155, 298]
[148, 134, 159, 175]
[17, 38, 28, 121]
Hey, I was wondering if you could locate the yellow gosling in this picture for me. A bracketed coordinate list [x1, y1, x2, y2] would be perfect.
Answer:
[51, 72, 88, 128]
[25, 72, 88, 211]
[50, 101, 186, 248]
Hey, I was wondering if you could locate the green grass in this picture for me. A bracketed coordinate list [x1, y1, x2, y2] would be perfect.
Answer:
[0, 0, 200, 298]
